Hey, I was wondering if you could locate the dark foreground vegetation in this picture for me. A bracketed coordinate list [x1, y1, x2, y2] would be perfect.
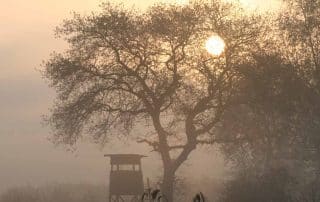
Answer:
[0, 184, 106, 202]
[1, 179, 319, 202]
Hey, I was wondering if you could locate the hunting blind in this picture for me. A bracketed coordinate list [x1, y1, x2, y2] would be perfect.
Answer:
[104, 154, 146, 202]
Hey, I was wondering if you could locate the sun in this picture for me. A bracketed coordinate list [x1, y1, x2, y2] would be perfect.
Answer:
[205, 35, 225, 56]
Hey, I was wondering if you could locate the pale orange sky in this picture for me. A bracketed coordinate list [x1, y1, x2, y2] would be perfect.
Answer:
[0, 0, 280, 195]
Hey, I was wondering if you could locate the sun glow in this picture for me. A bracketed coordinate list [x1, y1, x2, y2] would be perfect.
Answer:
[176, 0, 189, 5]
[205, 35, 225, 56]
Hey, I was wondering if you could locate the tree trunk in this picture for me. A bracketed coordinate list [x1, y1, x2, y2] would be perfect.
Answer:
[161, 167, 175, 202]
[152, 114, 197, 202]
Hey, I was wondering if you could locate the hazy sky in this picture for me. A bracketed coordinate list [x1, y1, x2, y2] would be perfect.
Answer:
[0, 0, 280, 194]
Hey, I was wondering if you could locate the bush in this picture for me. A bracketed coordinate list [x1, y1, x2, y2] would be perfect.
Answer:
[219, 167, 294, 202]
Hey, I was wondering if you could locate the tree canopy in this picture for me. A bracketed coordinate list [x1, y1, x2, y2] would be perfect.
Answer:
[43, 1, 266, 200]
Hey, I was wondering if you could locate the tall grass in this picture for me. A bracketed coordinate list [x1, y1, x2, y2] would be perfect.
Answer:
[0, 183, 106, 202]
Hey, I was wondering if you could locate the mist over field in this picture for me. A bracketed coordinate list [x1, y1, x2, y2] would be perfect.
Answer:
[1, 0, 320, 201]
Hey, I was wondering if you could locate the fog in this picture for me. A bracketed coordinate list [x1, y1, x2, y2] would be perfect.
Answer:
[0, 0, 239, 194]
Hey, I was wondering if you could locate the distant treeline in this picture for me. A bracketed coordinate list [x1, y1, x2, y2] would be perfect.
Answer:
[0, 183, 106, 202]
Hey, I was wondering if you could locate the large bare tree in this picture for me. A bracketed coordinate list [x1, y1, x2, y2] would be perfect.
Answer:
[42, 1, 264, 200]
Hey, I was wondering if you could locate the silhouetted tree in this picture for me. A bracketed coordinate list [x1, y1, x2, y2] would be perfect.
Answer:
[216, 0, 320, 198]
[279, 0, 320, 180]
[211, 52, 319, 202]
[280, 0, 320, 84]
[42, 1, 265, 200]
[217, 54, 310, 168]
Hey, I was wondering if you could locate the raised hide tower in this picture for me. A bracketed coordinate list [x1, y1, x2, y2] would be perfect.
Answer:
[104, 154, 146, 202]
